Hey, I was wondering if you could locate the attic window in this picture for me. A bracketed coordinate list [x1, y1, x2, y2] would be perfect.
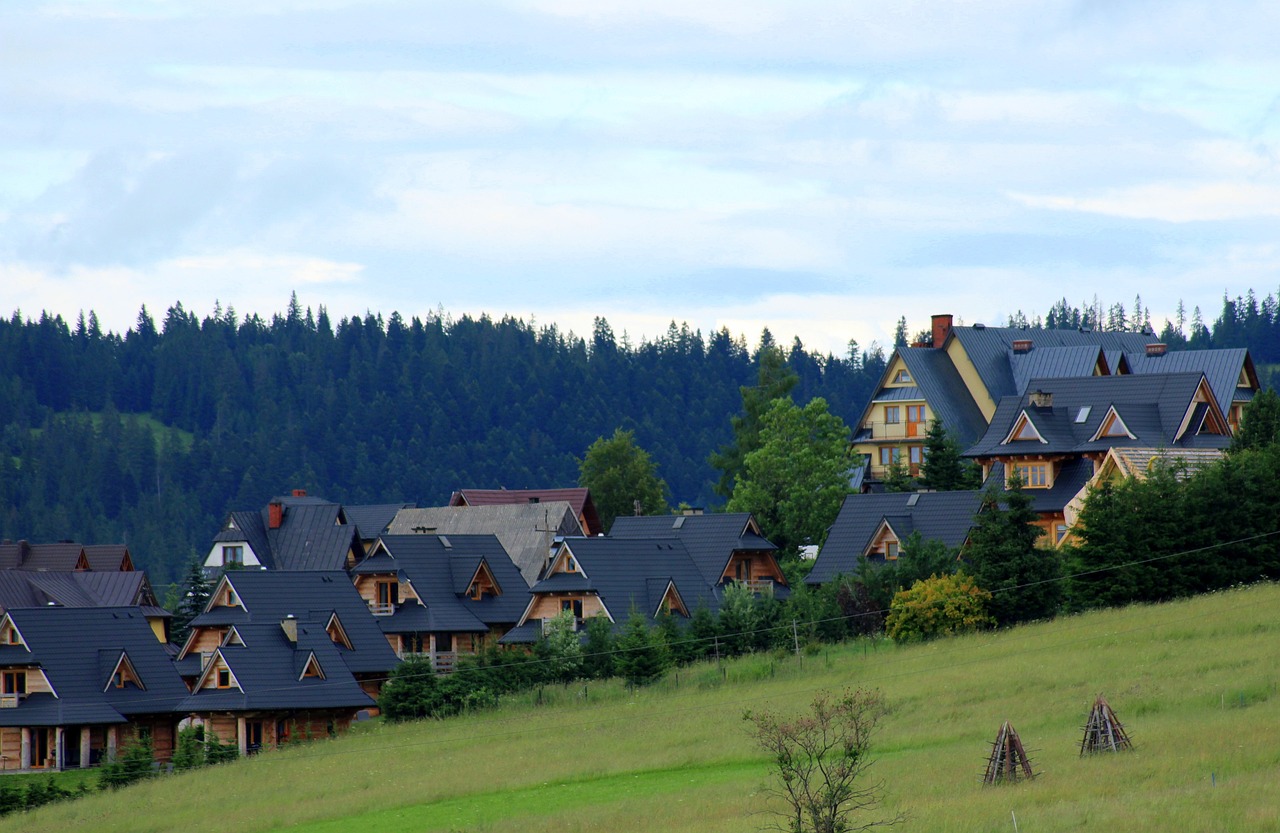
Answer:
[1095, 408, 1134, 440]
[215, 667, 233, 689]
[0, 623, 22, 646]
[110, 655, 145, 690]
[2, 671, 26, 695]
[894, 369, 911, 383]
[672, 516, 686, 530]
[906, 493, 920, 507]
[301, 655, 325, 680]
[1074, 406, 1091, 424]
[563, 554, 578, 573]
[221, 546, 243, 567]
[327, 614, 354, 650]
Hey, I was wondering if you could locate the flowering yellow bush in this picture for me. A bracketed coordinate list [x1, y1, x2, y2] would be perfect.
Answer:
[886, 573, 994, 642]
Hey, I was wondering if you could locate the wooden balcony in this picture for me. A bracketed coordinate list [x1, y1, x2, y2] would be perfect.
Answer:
[398, 651, 458, 674]
[737, 579, 774, 594]
[368, 601, 395, 616]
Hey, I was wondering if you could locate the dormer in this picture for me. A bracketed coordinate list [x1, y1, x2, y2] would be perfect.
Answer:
[864, 518, 903, 560]
[222, 626, 247, 647]
[548, 543, 587, 578]
[1002, 411, 1047, 445]
[209, 576, 246, 611]
[298, 652, 326, 681]
[0, 615, 28, 650]
[326, 612, 353, 650]
[105, 651, 146, 691]
[654, 580, 690, 618]
[1090, 406, 1136, 442]
[466, 560, 502, 601]
[196, 651, 243, 692]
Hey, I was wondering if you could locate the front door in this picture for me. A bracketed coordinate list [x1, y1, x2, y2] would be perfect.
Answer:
[33, 728, 54, 768]
[246, 721, 264, 754]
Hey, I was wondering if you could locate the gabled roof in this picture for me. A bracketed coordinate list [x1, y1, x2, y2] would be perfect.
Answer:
[0, 607, 190, 726]
[0, 541, 88, 572]
[947, 326, 1155, 402]
[81, 545, 134, 572]
[525, 537, 719, 624]
[1124, 348, 1258, 412]
[1009, 345, 1107, 393]
[449, 488, 602, 535]
[180, 620, 374, 713]
[213, 501, 363, 571]
[0, 570, 162, 614]
[342, 503, 416, 540]
[806, 491, 984, 585]
[608, 512, 785, 592]
[387, 503, 584, 585]
[188, 571, 397, 674]
[355, 534, 529, 634]
[896, 348, 992, 445]
[966, 372, 1231, 458]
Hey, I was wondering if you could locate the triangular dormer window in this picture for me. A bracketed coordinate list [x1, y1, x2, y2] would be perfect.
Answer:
[863, 519, 901, 560]
[74, 550, 91, 571]
[1002, 412, 1047, 444]
[0, 617, 27, 650]
[1091, 406, 1135, 441]
[107, 652, 146, 691]
[467, 561, 502, 601]
[299, 653, 326, 680]
[326, 613, 353, 650]
[552, 546, 587, 579]
[209, 577, 245, 610]
[222, 626, 246, 647]
[657, 581, 690, 618]
[197, 652, 242, 692]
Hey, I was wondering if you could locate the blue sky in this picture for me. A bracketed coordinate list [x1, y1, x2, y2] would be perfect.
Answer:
[3, 1, 1279, 353]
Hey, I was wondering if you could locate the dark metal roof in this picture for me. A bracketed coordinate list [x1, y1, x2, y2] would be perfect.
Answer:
[897, 348, 989, 445]
[1009, 346, 1104, 393]
[608, 513, 784, 593]
[983, 459, 1094, 513]
[806, 491, 984, 585]
[966, 372, 1231, 457]
[0, 607, 190, 726]
[342, 503, 416, 539]
[1124, 348, 1256, 413]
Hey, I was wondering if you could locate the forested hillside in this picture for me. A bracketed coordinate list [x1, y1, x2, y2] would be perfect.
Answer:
[2, 290, 1277, 585]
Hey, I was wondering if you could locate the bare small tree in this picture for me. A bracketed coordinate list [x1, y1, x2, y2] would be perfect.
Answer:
[744, 688, 902, 833]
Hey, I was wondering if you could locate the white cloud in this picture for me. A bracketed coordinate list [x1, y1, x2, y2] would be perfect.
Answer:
[1010, 182, 1280, 223]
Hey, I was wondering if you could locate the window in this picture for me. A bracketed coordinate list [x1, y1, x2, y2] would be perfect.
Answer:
[1014, 463, 1048, 487]
[564, 555, 578, 573]
[2, 626, 18, 645]
[376, 580, 399, 609]
[216, 668, 232, 689]
[885, 542, 899, 560]
[561, 599, 584, 618]
[879, 447, 901, 465]
[1055, 524, 1069, 544]
[908, 446, 923, 465]
[907, 405, 926, 423]
[884, 406, 900, 424]
[221, 546, 243, 567]
[2, 671, 26, 695]
[893, 369, 911, 383]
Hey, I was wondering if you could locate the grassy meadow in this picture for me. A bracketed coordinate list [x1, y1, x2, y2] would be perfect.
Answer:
[7, 582, 1280, 833]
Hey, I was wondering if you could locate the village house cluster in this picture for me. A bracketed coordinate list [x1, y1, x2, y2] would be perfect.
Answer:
[0, 314, 1258, 773]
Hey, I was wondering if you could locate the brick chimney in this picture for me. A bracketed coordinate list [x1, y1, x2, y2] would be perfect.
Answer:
[291, 489, 307, 497]
[1145, 343, 1167, 357]
[281, 614, 297, 643]
[931, 314, 953, 348]
[1029, 389, 1053, 408]
[268, 500, 284, 529]
[1012, 339, 1033, 354]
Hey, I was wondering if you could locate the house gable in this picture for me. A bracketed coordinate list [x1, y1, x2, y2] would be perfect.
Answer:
[105, 651, 146, 691]
[222, 626, 246, 647]
[195, 651, 243, 692]
[1090, 406, 1136, 442]
[0, 615, 29, 650]
[1002, 411, 1047, 444]
[655, 580, 690, 618]
[299, 652, 326, 681]
[326, 613, 353, 650]
[466, 560, 502, 600]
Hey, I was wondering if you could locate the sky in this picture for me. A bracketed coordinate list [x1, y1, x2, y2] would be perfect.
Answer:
[3, 1, 1279, 354]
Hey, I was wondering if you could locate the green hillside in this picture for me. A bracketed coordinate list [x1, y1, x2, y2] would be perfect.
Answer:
[9, 583, 1280, 833]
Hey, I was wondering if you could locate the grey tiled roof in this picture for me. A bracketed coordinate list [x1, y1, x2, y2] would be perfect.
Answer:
[1124, 348, 1255, 413]
[608, 512, 783, 592]
[983, 459, 1094, 514]
[342, 503, 415, 539]
[531, 537, 721, 622]
[387, 503, 584, 585]
[0, 570, 159, 612]
[1008, 346, 1104, 394]
[966, 372, 1230, 458]
[0, 607, 190, 726]
[358, 534, 529, 634]
[897, 348, 989, 445]
[806, 491, 984, 585]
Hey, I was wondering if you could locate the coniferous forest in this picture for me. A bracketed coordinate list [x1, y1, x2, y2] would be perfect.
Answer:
[1, 291, 1277, 585]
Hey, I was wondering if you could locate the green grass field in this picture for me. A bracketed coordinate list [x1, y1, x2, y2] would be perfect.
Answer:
[8, 583, 1280, 832]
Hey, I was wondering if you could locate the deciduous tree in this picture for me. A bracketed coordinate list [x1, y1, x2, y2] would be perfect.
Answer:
[578, 428, 669, 532]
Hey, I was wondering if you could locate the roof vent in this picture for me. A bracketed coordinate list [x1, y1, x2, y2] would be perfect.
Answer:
[1029, 390, 1053, 408]
[973, 323, 986, 330]
[438, 535, 452, 549]
[1012, 339, 1033, 354]
[1145, 343, 1167, 357]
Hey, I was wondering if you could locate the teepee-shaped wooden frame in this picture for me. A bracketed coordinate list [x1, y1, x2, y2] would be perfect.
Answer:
[1079, 695, 1133, 755]
[982, 721, 1036, 785]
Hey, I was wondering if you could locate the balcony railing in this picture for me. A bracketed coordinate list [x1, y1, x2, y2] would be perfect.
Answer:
[368, 601, 395, 616]
[737, 579, 774, 593]
[399, 650, 458, 674]
[0, 695, 18, 709]
[860, 421, 924, 440]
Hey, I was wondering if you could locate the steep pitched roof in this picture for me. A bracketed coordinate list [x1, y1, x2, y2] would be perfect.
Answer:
[1008, 345, 1107, 393]
[608, 512, 783, 591]
[212, 501, 362, 571]
[354, 534, 529, 634]
[896, 348, 988, 445]
[81, 545, 134, 572]
[948, 326, 1155, 402]
[966, 373, 1230, 458]
[1124, 348, 1258, 412]
[188, 571, 397, 675]
[526, 537, 719, 623]
[450, 488, 602, 535]
[0, 570, 163, 614]
[342, 503, 416, 540]
[0, 542, 88, 572]
[806, 491, 984, 585]
[0, 607, 190, 726]
[387, 503, 584, 585]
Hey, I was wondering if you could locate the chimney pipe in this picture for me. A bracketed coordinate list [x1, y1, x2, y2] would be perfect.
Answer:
[268, 501, 284, 529]
[1012, 339, 1033, 354]
[291, 489, 307, 497]
[281, 614, 297, 643]
[1145, 343, 1167, 357]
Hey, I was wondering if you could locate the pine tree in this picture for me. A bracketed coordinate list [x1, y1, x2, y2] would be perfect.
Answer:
[172, 559, 212, 644]
[919, 420, 980, 491]
[614, 611, 670, 686]
[964, 475, 1060, 626]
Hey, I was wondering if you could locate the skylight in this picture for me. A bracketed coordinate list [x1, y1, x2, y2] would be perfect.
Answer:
[1074, 406, 1091, 424]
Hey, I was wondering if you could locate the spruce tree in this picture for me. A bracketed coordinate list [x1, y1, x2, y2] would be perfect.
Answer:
[172, 559, 212, 644]
[964, 475, 1060, 626]
[918, 420, 981, 491]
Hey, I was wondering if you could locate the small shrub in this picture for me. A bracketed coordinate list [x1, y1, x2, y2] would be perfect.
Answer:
[886, 573, 994, 642]
[98, 735, 155, 790]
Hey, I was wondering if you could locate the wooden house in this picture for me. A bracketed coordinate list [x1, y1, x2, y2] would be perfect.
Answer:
[175, 571, 398, 751]
[0, 570, 172, 643]
[0, 607, 189, 771]
[609, 512, 787, 596]
[503, 536, 719, 644]
[805, 491, 984, 586]
[351, 534, 529, 673]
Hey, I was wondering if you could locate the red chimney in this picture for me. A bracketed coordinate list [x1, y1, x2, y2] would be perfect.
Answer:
[291, 489, 307, 497]
[1012, 339, 1033, 354]
[268, 501, 284, 529]
[931, 314, 953, 348]
[1145, 343, 1167, 357]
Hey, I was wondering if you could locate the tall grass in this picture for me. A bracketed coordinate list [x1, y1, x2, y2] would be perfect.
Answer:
[8, 583, 1280, 832]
